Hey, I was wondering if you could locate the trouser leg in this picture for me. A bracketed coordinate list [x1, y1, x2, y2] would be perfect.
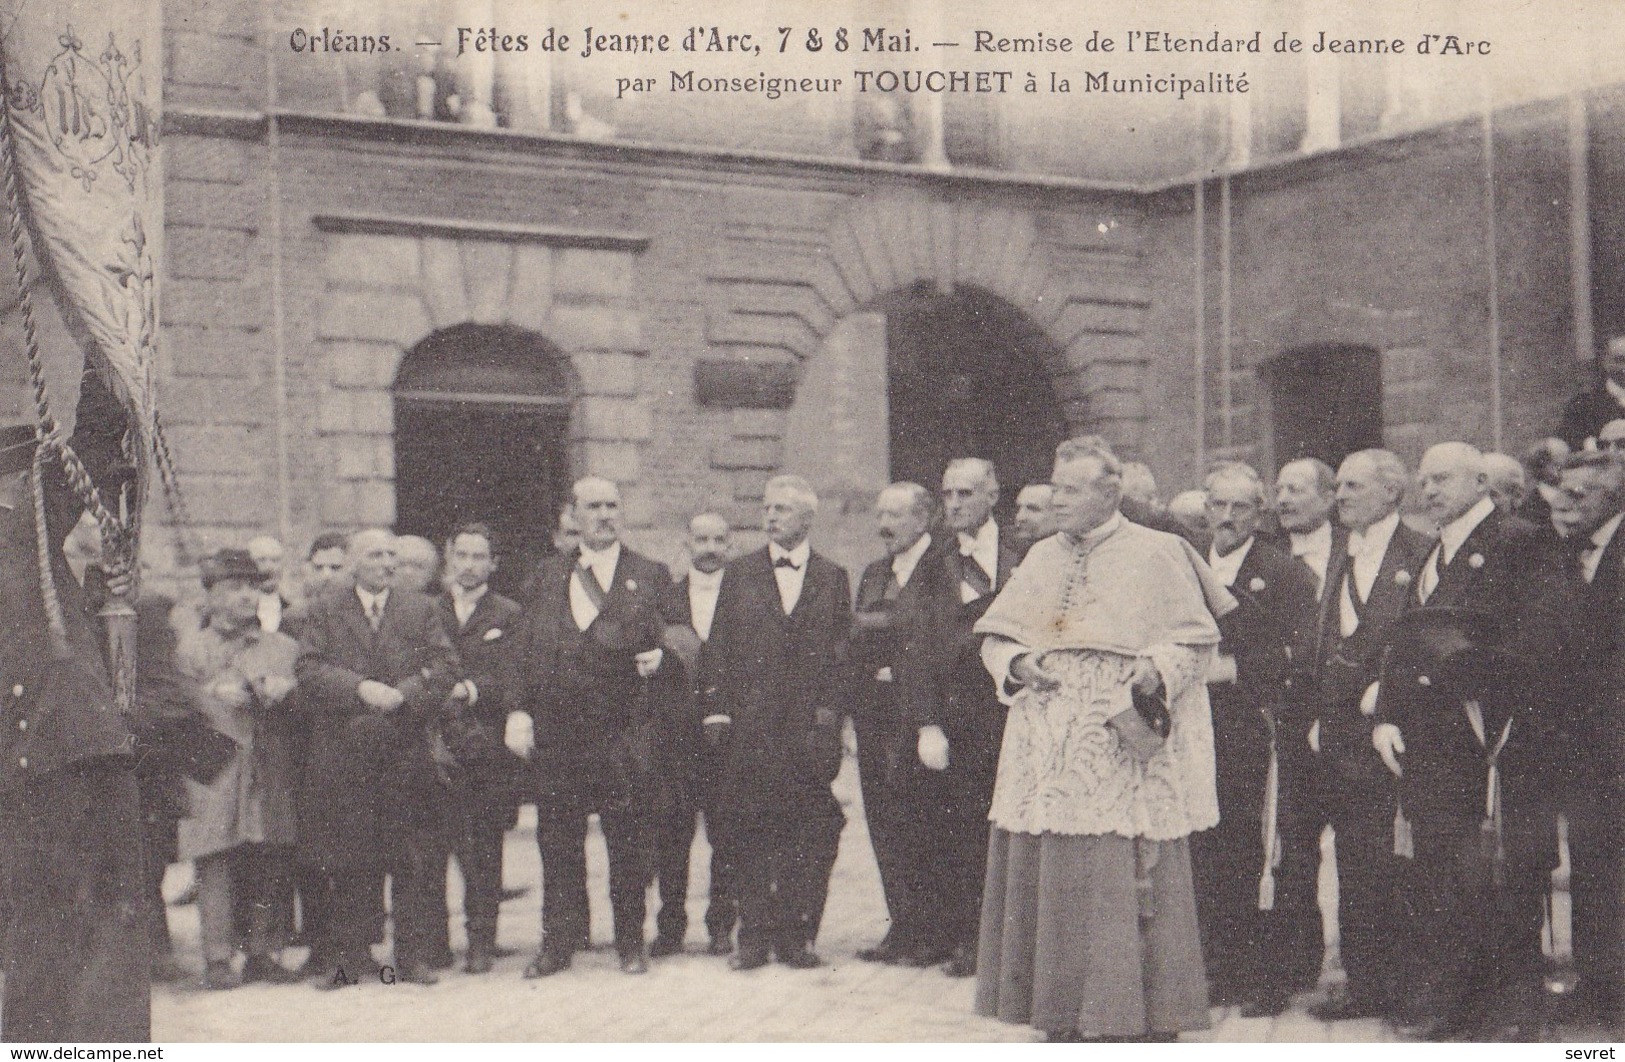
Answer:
[653, 799, 698, 944]
[243, 846, 292, 959]
[1268, 749, 1330, 993]
[1569, 793, 1624, 1009]
[1, 763, 151, 1042]
[700, 809, 738, 942]
[536, 800, 590, 955]
[390, 833, 444, 968]
[784, 794, 844, 952]
[456, 794, 504, 949]
[734, 817, 783, 953]
[196, 852, 237, 964]
[140, 816, 174, 959]
[601, 802, 652, 955]
[1327, 777, 1399, 1010]
[856, 716, 914, 946]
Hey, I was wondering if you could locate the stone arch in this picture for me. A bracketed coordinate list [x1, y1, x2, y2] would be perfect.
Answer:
[312, 225, 649, 533]
[700, 194, 1152, 532]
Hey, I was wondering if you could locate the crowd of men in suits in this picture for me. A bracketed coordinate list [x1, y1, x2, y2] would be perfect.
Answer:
[13, 399, 1619, 1040]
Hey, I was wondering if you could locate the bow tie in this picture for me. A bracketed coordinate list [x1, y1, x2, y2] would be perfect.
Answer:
[773, 556, 801, 571]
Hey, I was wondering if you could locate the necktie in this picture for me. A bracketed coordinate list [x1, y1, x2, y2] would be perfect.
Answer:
[774, 556, 800, 570]
[367, 598, 383, 632]
[1419, 544, 1442, 603]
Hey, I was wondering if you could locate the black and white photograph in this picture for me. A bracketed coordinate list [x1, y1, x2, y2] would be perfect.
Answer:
[0, 0, 1620, 1046]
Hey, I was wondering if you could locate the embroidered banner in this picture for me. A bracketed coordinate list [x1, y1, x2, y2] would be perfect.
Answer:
[0, 1, 161, 440]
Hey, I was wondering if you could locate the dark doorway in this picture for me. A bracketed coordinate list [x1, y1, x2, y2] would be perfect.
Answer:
[393, 324, 573, 597]
[1266, 344, 1383, 468]
[881, 284, 1065, 516]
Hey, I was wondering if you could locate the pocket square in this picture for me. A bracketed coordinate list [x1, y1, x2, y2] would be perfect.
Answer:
[483, 627, 503, 641]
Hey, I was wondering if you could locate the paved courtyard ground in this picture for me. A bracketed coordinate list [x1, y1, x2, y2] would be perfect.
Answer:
[151, 754, 1601, 1043]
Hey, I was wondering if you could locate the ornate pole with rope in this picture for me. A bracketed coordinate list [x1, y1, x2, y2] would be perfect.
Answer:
[0, 48, 140, 706]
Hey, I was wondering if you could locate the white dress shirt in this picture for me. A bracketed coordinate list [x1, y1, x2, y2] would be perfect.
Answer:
[1419, 496, 1495, 602]
[257, 591, 283, 633]
[1207, 536, 1254, 589]
[769, 539, 811, 615]
[1582, 512, 1623, 584]
[686, 567, 724, 642]
[451, 583, 488, 627]
[570, 541, 621, 632]
[1288, 521, 1334, 598]
[891, 532, 932, 589]
[1339, 511, 1401, 637]
[957, 519, 1000, 603]
[355, 585, 389, 629]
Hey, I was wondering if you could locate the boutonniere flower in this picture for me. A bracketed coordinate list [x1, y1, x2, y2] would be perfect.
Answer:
[1394, 570, 1412, 587]
[1248, 577, 1266, 592]
[626, 579, 638, 591]
[1467, 553, 1484, 569]
[483, 628, 503, 641]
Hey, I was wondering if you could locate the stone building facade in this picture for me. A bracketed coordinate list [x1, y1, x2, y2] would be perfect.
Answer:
[1, 0, 1619, 587]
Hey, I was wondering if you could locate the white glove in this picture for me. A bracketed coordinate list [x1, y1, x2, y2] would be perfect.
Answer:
[1207, 653, 1238, 685]
[357, 679, 404, 712]
[505, 710, 535, 758]
[451, 679, 478, 706]
[917, 725, 949, 771]
[635, 648, 664, 678]
[1308, 719, 1321, 754]
[1360, 682, 1381, 716]
[1373, 723, 1405, 777]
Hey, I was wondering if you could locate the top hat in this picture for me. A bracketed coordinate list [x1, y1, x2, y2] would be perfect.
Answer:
[200, 548, 263, 589]
[1383, 606, 1527, 705]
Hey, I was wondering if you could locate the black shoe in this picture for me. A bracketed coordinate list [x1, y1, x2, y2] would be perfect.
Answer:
[396, 960, 440, 986]
[777, 945, 824, 969]
[1309, 996, 1386, 1021]
[649, 936, 684, 958]
[202, 960, 242, 991]
[1240, 993, 1289, 1018]
[523, 951, 572, 978]
[943, 947, 976, 978]
[707, 935, 734, 956]
[151, 955, 192, 984]
[857, 937, 904, 963]
[620, 950, 649, 974]
[730, 944, 771, 971]
[242, 955, 303, 985]
[901, 943, 955, 968]
[464, 945, 494, 975]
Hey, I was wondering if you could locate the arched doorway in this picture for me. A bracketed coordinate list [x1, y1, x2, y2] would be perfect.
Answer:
[880, 283, 1066, 512]
[393, 324, 573, 595]
[1266, 344, 1383, 468]
[783, 284, 1066, 572]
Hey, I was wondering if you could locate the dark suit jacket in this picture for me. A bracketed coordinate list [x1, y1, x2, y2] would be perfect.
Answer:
[655, 573, 716, 808]
[1210, 539, 1318, 813]
[1561, 517, 1624, 794]
[0, 470, 133, 790]
[909, 537, 1022, 783]
[513, 545, 677, 802]
[698, 545, 852, 817]
[438, 588, 524, 777]
[849, 538, 958, 775]
[293, 585, 458, 868]
[1307, 519, 1434, 770]
[1378, 510, 1571, 824]
[1558, 385, 1625, 451]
